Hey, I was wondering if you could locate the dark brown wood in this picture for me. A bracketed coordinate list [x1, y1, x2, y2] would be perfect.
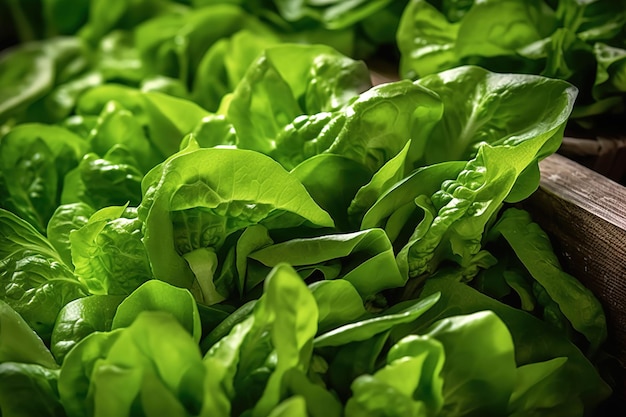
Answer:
[523, 154, 626, 372]
[559, 136, 626, 185]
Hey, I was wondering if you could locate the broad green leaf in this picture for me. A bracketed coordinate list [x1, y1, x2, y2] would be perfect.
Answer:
[0, 37, 89, 124]
[407, 275, 612, 411]
[348, 140, 412, 223]
[0, 362, 65, 417]
[112, 280, 202, 343]
[59, 311, 205, 417]
[201, 316, 255, 416]
[58, 329, 122, 417]
[507, 357, 584, 417]
[87, 100, 161, 173]
[46, 202, 95, 268]
[361, 161, 465, 241]
[345, 335, 445, 417]
[593, 42, 626, 99]
[248, 228, 405, 296]
[325, 331, 390, 400]
[291, 154, 371, 231]
[135, 4, 272, 86]
[61, 151, 144, 209]
[0, 44, 53, 121]
[423, 311, 517, 416]
[309, 280, 367, 334]
[76, 85, 209, 158]
[50, 294, 125, 363]
[139, 147, 333, 303]
[455, 0, 557, 59]
[0, 209, 86, 342]
[227, 43, 371, 154]
[192, 30, 280, 112]
[213, 224, 274, 300]
[323, 80, 443, 173]
[70, 205, 152, 296]
[282, 369, 343, 417]
[0, 300, 57, 368]
[266, 396, 308, 417]
[414, 65, 576, 166]
[253, 264, 319, 417]
[314, 292, 440, 347]
[488, 208, 607, 351]
[397, 0, 461, 79]
[0, 123, 88, 232]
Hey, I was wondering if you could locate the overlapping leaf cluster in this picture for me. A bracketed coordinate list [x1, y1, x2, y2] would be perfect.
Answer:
[397, 0, 626, 127]
[0, 1, 615, 416]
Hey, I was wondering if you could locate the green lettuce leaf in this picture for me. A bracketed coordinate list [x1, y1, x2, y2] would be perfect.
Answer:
[139, 144, 333, 304]
[70, 204, 152, 296]
[487, 208, 607, 351]
[0, 123, 88, 232]
[0, 208, 86, 342]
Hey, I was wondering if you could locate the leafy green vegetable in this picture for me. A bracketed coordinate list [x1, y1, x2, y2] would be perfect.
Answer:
[58, 311, 205, 417]
[397, 0, 626, 124]
[345, 310, 518, 417]
[487, 208, 607, 351]
[0, 37, 90, 125]
[0, 9, 614, 415]
[111, 279, 202, 342]
[0, 123, 88, 232]
[46, 202, 95, 268]
[139, 143, 334, 304]
[248, 228, 406, 296]
[0, 209, 86, 342]
[0, 300, 57, 368]
[69, 204, 151, 296]
[224, 43, 372, 153]
[0, 362, 65, 417]
[406, 273, 612, 412]
[50, 294, 124, 363]
[314, 292, 440, 348]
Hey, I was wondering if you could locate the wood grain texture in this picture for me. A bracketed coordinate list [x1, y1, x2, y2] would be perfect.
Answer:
[522, 153, 626, 370]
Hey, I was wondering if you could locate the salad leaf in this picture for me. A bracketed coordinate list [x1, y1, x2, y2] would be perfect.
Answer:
[135, 3, 274, 86]
[397, 0, 626, 123]
[252, 263, 319, 417]
[0, 123, 88, 232]
[273, 79, 443, 173]
[226, 43, 372, 154]
[0, 208, 86, 341]
[0, 362, 65, 417]
[86, 99, 161, 173]
[309, 279, 367, 334]
[76, 85, 209, 157]
[0, 37, 90, 124]
[192, 29, 280, 112]
[139, 145, 333, 304]
[314, 292, 440, 348]
[70, 204, 152, 296]
[58, 311, 205, 417]
[111, 279, 202, 342]
[405, 274, 612, 411]
[248, 228, 406, 296]
[46, 202, 95, 268]
[487, 208, 607, 351]
[413, 65, 576, 167]
[346, 310, 517, 417]
[0, 299, 57, 368]
[291, 154, 371, 231]
[61, 151, 144, 209]
[50, 294, 125, 363]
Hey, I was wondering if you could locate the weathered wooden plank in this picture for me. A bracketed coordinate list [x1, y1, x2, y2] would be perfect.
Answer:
[523, 153, 626, 371]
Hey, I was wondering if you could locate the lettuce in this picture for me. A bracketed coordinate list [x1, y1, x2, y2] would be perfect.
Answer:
[0, 13, 614, 416]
